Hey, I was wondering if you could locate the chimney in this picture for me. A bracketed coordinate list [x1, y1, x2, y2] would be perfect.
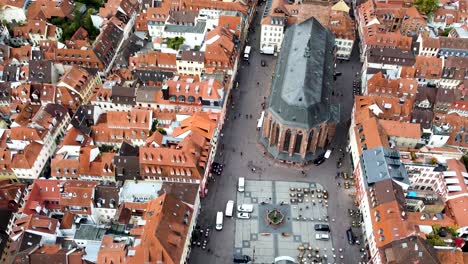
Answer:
[162, 84, 169, 100]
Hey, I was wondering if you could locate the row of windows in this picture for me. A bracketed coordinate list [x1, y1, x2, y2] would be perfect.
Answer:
[263, 38, 281, 43]
[263, 32, 282, 37]
[263, 26, 282, 32]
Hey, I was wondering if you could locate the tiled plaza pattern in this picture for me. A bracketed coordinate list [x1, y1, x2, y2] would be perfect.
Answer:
[235, 180, 335, 263]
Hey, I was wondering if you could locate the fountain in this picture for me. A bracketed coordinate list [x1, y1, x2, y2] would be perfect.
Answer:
[266, 208, 285, 226]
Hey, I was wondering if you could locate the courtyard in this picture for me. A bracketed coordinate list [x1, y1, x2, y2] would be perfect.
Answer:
[235, 180, 337, 263]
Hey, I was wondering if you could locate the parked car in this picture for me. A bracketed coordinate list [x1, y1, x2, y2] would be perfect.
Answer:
[334, 71, 342, 76]
[225, 200, 234, 217]
[233, 254, 251, 263]
[237, 204, 254, 213]
[314, 224, 330, 232]
[315, 233, 330, 240]
[237, 212, 250, 219]
[346, 228, 355, 244]
[216, 212, 223, 231]
[238, 177, 245, 192]
[313, 156, 326, 166]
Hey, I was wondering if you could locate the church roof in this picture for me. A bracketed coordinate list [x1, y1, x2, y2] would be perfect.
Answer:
[268, 17, 339, 129]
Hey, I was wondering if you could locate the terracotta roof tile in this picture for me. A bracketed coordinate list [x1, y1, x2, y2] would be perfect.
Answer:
[0, 0, 25, 8]
[171, 112, 217, 140]
[355, 95, 414, 122]
[218, 15, 242, 37]
[97, 235, 127, 264]
[126, 193, 193, 264]
[365, 32, 412, 50]
[13, 214, 58, 236]
[433, 113, 468, 149]
[446, 196, 468, 228]
[378, 120, 421, 138]
[59, 180, 98, 211]
[329, 11, 355, 40]
[91, 109, 152, 145]
[182, 0, 248, 15]
[367, 72, 418, 97]
[11, 142, 43, 169]
[129, 51, 177, 71]
[27, 0, 73, 20]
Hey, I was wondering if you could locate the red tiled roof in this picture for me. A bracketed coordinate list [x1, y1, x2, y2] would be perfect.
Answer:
[97, 235, 127, 264]
[125, 193, 193, 264]
[11, 142, 43, 169]
[91, 109, 152, 145]
[13, 214, 58, 235]
[367, 72, 418, 97]
[129, 51, 177, 71]
[329, 11, 355, 40]
[366, 32, 412, 50]
[218, 15, 242, 37]
[59, 180, 98, 210]
[27, 0, 73, 20]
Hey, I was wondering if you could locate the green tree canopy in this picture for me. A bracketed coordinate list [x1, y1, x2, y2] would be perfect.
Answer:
[414, 0, 439, 15]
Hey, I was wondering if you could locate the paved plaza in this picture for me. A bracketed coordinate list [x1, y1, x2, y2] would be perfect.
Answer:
[189, 1, 364, 263]
[234, 180, 335, 263]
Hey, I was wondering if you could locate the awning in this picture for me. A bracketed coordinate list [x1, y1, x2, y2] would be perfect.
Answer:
[178, 95, 185, 102]
[257, 111, 265, 129]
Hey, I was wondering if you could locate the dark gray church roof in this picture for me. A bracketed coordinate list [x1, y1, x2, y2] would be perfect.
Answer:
[268, 17, 339, 129]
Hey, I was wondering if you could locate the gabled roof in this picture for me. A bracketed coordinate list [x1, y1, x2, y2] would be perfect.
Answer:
[331, 0, 350, 13]
[172, 112, 217, 140]
[204, 26, 236, 63]
[378, 120, 421, 139]
[13, 214, 58, 236]
[361, 146, 410, 188]
[126, 193, 193, 264]
[268, 17, 338, 129]
[27, 0, 73, 20]
[380, 236, 439, 264]
[59, 180, 98, 208]
[11, 142, 43, 169]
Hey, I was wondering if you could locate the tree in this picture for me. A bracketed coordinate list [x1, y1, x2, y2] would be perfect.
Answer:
[462, 155, 468, 171]
[157, 127, 167, 135]
[441, 27, 453, 37]
[414, 0, 439, 15]
[149, 120, 159, 136]
[166, 37, 185, 50]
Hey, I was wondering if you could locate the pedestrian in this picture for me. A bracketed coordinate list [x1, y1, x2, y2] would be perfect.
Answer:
[240, 152, 243, 156]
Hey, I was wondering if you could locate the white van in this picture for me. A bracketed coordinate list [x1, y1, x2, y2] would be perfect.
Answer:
[237, 204, 254, 213]
[324, 149, 332, 159]
[216, 211, 223, 230]
[225, 200, 234, 217]
[316, 233, 330, 240]
[238, 177, 245, 192]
